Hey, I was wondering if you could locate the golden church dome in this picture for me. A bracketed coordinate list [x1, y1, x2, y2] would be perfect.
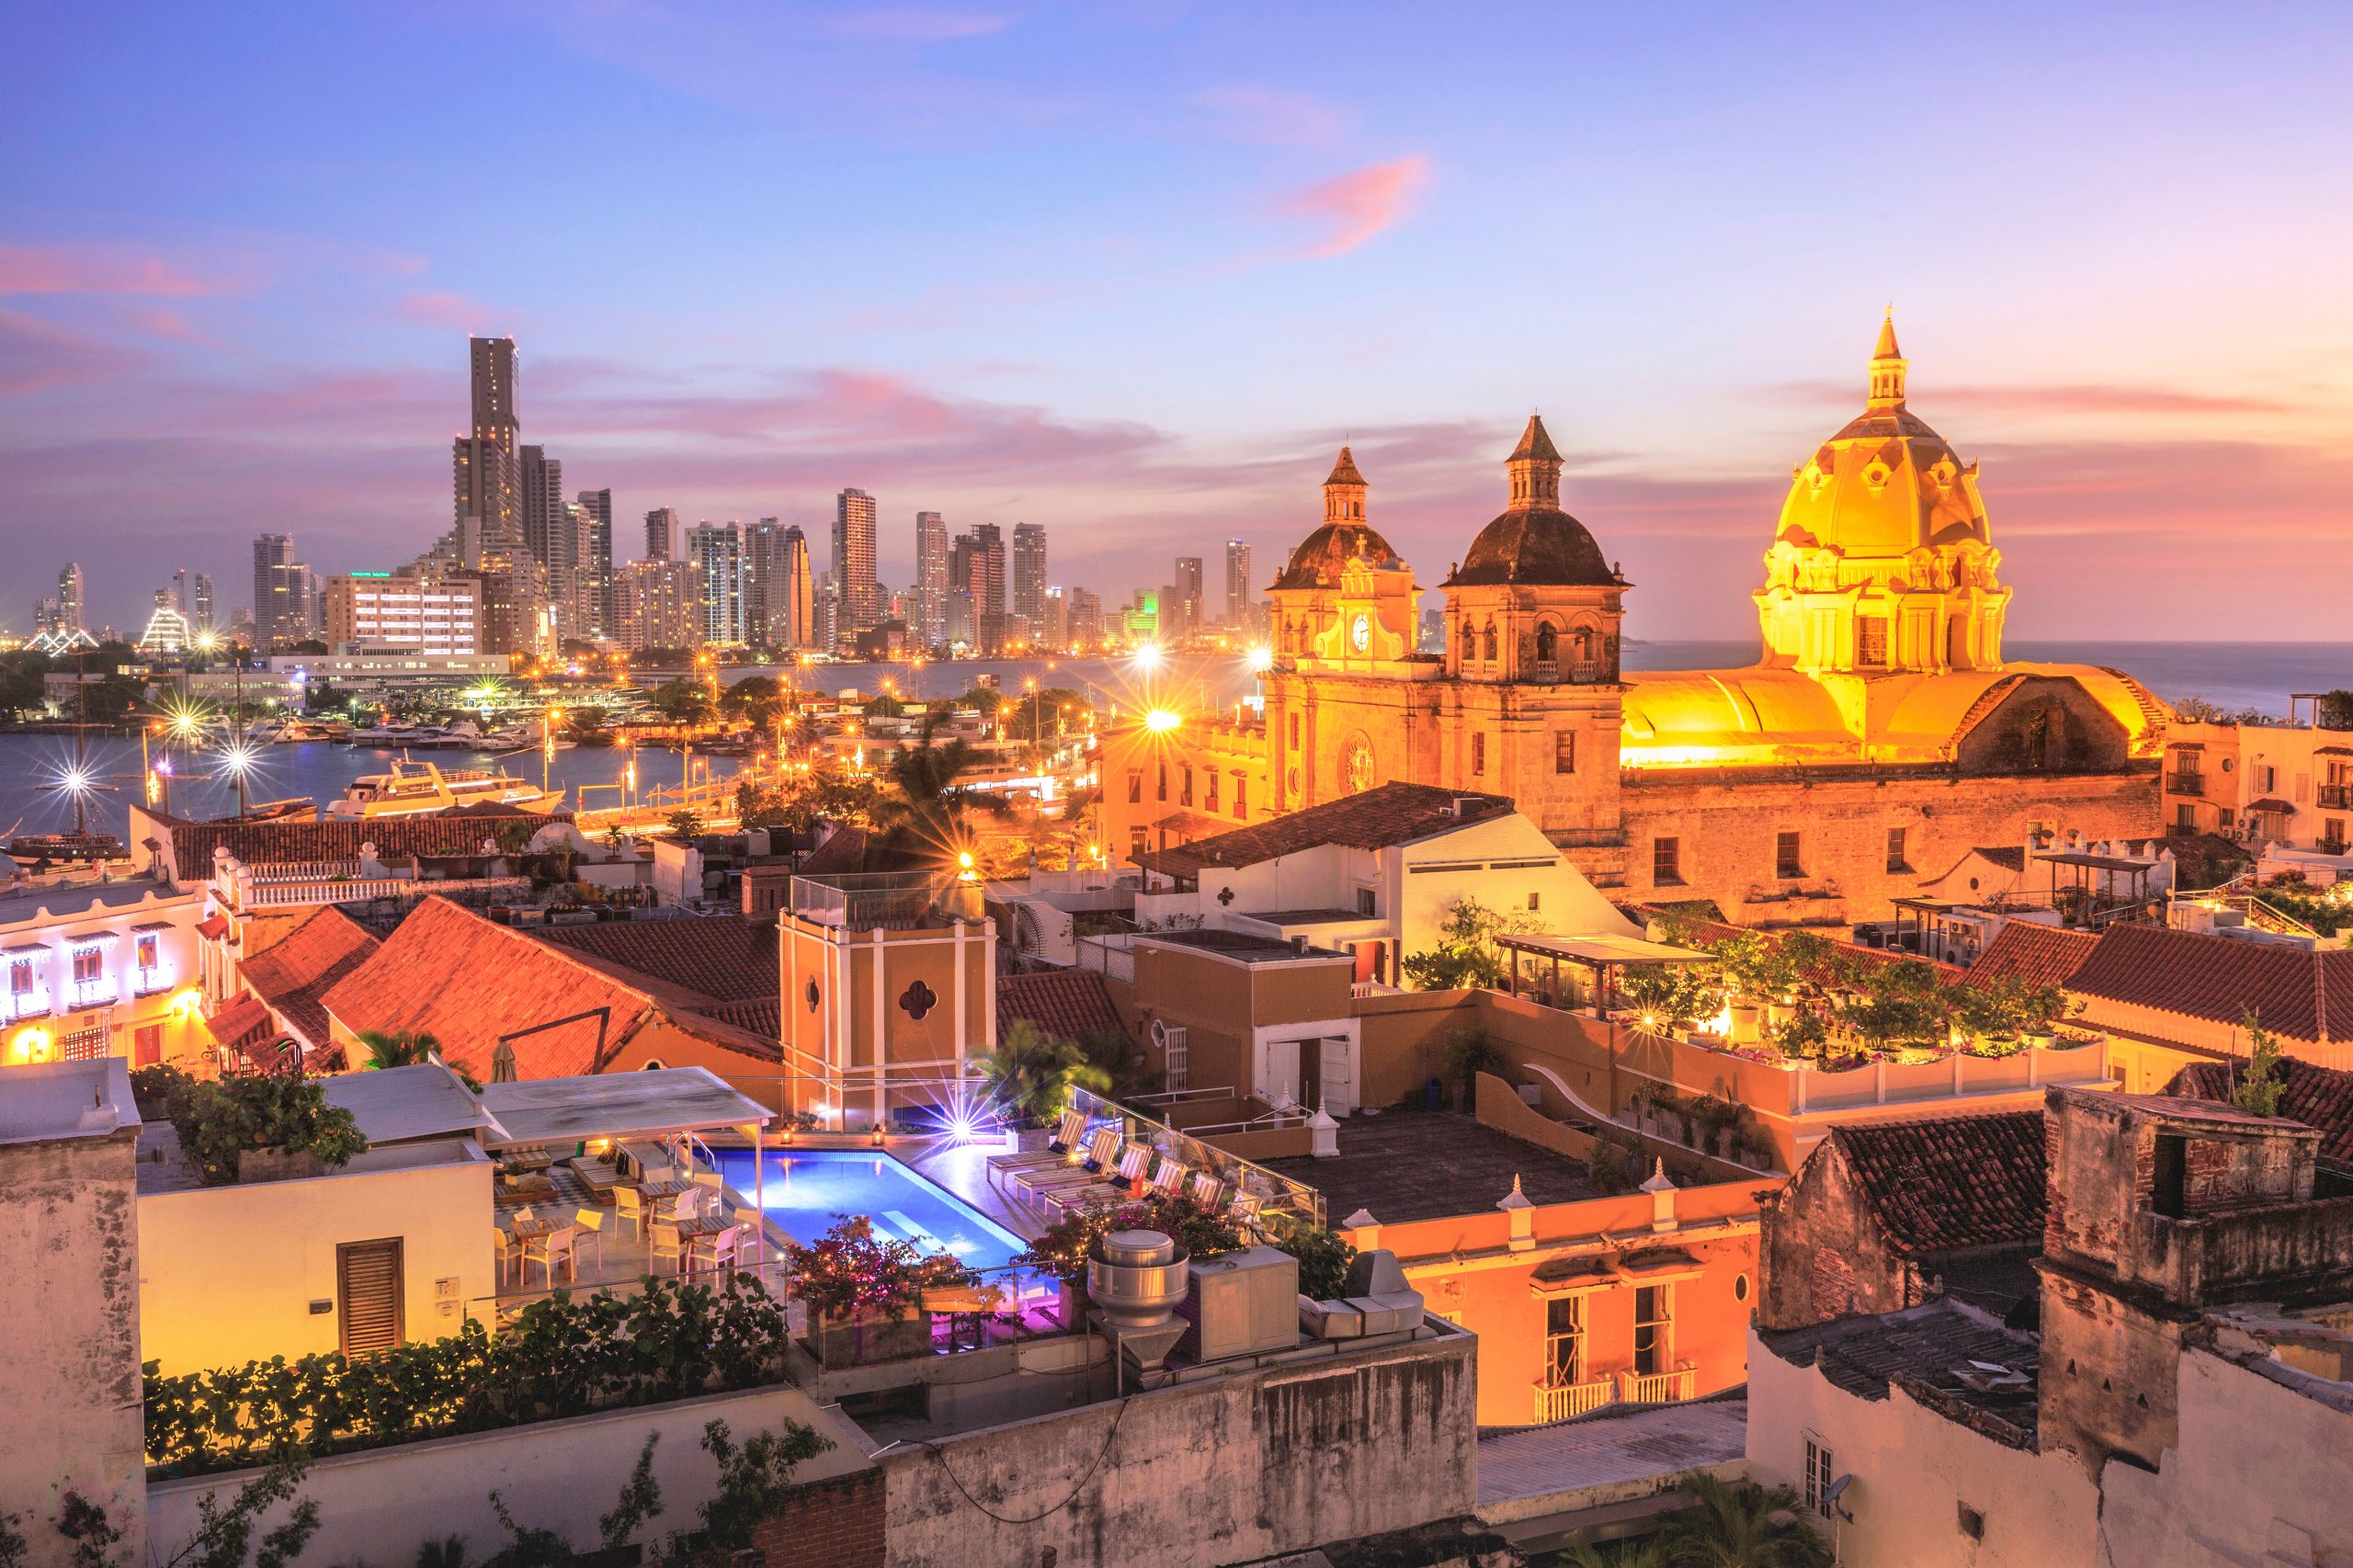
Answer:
[1275, 445, 1403, 589]
[1443, 415, 1622, 589]
[1773, 312, 1990, 560]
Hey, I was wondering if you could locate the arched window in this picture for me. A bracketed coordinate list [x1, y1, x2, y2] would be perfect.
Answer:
[1482, 622, 1498, 662]
[1573, 626, 1596, 663]
[1534, 624, 1558, 668]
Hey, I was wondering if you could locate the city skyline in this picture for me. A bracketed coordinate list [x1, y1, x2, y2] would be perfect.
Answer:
[5, 4, 2350, 636]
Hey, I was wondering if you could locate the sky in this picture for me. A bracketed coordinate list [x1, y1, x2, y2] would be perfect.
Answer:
[5, 0, 2351, 642]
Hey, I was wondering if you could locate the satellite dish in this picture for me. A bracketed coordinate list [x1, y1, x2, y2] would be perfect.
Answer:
[1824, 1475, 1853, 1506]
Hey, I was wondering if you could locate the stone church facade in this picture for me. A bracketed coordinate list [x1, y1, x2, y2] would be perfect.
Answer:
[1110, 319, 2164, 929]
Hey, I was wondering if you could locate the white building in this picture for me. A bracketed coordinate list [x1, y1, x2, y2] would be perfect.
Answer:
[0, 876, 210, 1068]
[1131, 782, 1638, 991]
[324, 571, 483, 656]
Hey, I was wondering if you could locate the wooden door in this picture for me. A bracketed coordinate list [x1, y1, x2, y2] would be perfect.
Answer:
[336, 1238, 404, 1358]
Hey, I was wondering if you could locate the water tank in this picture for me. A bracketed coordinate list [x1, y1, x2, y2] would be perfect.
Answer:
[1087, 1229, 1189, 1330]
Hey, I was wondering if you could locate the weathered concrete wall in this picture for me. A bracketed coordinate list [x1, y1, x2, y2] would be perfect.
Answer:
[1758, 1141, 1915, 1330]
[0, 1128, 146, 1567]
[147, 1385, 872, 1564]
[1746, 1327, 2100, 1568]
[880, 1331, 1478, 1568]
[1612, 767, 2159, 928]
[2096, 1346, 2353, 1568]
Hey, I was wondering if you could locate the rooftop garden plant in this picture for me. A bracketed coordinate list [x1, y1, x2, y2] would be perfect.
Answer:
[143, 1275, 793, 1478]
[780, 1217, 976, 1358]
[1015, 1192, 1244, 1286]
[1835, 958, 1952, 1055]
[1619, 963, 1722, 1032]
[1401, 894, 1542, 992]
[978, 1018, 1111, 1127]
[130, 1064, 368, 1187]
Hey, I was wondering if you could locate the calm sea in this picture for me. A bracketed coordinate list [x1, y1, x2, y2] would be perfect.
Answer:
[1, 643, 2344, 840]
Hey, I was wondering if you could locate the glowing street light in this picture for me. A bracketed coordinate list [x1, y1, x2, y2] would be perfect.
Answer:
[1245, 643, 1274, 674]
[1145, 708, 1181, 733]
[1133, 642, 1164, 672]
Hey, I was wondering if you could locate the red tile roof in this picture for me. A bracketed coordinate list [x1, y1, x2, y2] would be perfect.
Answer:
[688, 995, 779, 1044]
[792, 826, 869, 880]
[999, 970, 1128, 1044]
[1961, 923, 2101, 992]
[320, 896, 659, 1079]
[239, 906, 381, 1050]
[2165, 1057, 2353, 1169]
[202, 994, 278, 1057]
[532, 915, 777, 1003]
[1133, 783, 1517, 878]
[150, 808, 573, 880]
[1822, 1111, 2049, 1256]
[2065, 921, 2351, 1044]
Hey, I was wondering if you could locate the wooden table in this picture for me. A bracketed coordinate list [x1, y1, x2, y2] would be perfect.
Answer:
[635, 1178, 691, 1202]
[504, 1214, 578, 1243]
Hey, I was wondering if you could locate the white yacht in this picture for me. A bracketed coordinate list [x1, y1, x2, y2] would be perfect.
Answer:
[324, 756, 564, 820]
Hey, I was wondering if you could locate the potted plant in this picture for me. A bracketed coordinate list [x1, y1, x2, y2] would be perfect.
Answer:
[1015, 1194, 1245, 1327]
[1773, 1010, 1829, 1064]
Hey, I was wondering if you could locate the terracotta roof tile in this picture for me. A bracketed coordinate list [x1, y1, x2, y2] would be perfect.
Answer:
[999, 970, 1128, 1044]
[792, 827, 869, 880]
[320, 897, 656, 1080]
[239, 907, 381, 1050]
[1134, 783, 1516, 879]
[531, 915, 777, 1003]
[688, 995, 779, 1044]
[153, 808, 572, 879]
[2165, 1057, 2353, 1169]
[2066, 922, 2350, 1044]
[203, 994, 278, 1056]
[1961, 923, 2101, 992]
[1822, 1111, 2049, 1256]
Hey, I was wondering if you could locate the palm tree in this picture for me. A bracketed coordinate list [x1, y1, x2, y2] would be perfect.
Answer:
[1559, 1539, 1675, 1568]
[980, 1020, 1109, 1126]
[358, 1029, 442, 1070]
[1655, 1474, 1833, 1568]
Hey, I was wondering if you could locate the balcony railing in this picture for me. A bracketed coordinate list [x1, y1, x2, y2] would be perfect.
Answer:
[2166, 772, 2206, 797]
[2319, 784, 2353, 811]
[1616, 1364, 1698, 1404]
[1532, 1375, 1615, 1423]
[1351, 981, 1401, 1000]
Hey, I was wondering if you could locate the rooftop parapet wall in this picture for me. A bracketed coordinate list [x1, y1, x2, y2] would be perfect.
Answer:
[2128, 1197, 2353, 1309]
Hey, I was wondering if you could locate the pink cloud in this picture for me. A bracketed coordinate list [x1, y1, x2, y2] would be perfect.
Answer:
[126, 307, 227, 348]
[398, 291, 497, 331]
[1772, 378, 2298, 419]
[0, 308, 148, 395]
[827, 9, 1010, 40]
[0, 242, 239, 298]
[1280, 155, 1431, 259]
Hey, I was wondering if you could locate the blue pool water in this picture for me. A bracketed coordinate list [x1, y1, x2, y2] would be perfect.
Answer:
[709, 1150, 1030, 1273]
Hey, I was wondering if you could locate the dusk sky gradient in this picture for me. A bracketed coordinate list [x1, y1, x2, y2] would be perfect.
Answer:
[6, 1, 2350, 640]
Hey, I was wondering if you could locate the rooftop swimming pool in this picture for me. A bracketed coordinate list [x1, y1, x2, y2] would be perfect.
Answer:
[710, 1149, 1030, 1274]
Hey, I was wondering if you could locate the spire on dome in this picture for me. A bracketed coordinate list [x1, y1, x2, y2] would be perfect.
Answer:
[1868, 309, 1908, 407]
[1505, 414, 1563, 510]
[1322, 443, 1368, 525]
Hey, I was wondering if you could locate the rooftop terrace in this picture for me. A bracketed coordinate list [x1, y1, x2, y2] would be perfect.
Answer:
[1263, 1109, 1603, 1225]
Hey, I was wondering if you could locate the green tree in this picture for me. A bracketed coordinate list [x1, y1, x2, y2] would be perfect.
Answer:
[666, 808, 705, 837]
[161, 1456, 322, 1568]
[1654, 1473, 1833, 1567]
[649, 677, 713, 727]
[1401, 895, 1541, 991]
[1559, 1539, 1676, 1568]
[2234, 1010, 2287, 1117]
[683, 1418, 833, 1552]
[358, 1028, 441, 1070]
[2316, 688, 2353, 730]
[1835, 958, 1952, 1051]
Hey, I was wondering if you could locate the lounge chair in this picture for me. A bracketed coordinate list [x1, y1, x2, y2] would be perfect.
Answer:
[1037, 1144, 1156, 1217]
[985, 1108, 1092, 1190]
[1187, 1171, 1228, 1212]
[1009, 1128, 1120, 1202]
[1226, 1190, 1264, 1238]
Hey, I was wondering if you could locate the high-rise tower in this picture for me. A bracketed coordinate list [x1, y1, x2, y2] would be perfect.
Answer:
[685, 521, 748, 646]
[643, 506, 679, 563]
[1012, 522, 1048, 644]
[1224, 539, 1253, 628]
[451, 337, 522, 563]
[915, 510, 948, 647]
[56, 562, 85, 633]
[575, 489, 613, 638]
[834, 489, 879, 631]
[520, 445, 566, 572]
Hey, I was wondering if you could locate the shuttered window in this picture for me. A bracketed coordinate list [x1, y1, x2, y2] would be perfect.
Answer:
[337, 1239, 405, 1358]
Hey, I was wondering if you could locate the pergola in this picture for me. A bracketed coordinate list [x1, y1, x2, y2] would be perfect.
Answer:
[2032, 849, 2157, 926]
[1495, 932, 1717, 1015]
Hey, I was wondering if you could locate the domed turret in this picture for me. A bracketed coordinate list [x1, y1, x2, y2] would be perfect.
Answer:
[1274, 446, 1402, 589]
[1443, 416, 1620, 588]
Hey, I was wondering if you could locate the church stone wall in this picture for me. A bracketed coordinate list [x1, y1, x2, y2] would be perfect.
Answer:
[1609, 767, 2160, 926]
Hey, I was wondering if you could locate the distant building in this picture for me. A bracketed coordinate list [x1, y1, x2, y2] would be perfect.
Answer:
[1066, 585, 1101, 643]
[1175, 555, 1204, 635]
[2163, 702, 2353, 867]
[833, 488, 878, 631]
[518, 444, 564, 574]
[743, 519, 813, 649]
[614, 559, 703, 652]
[683, 522, 747, 646]
[324, 571, 483, 657]
[449, 336, 523, 570]
[135, 590, 193, 654]
[1224, 538, 1253, 627]
[573, 488, 613, 638]
[1011, 522, 1047, 643]
[914, 510, 948, 646]
[944, 588, 975, 647]
[642, 506, 679, 563]
[54, 561, 85, 634]
[252, 534, 317, 647]
[190, 572, 214, 632]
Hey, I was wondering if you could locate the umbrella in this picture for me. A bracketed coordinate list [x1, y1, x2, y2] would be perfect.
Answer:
[491, 1039, 519, 1083]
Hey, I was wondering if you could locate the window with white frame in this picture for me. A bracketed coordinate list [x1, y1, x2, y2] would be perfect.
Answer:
[71, 947, 102, 986]
[1544, 1295, 1585, 1386]
[1633, 1283, 1674, 1375]
[1803, 1436, 1836, 1517]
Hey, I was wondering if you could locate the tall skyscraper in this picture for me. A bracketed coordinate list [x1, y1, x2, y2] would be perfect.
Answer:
[1011, 522, 1048, 644]
[1175, 556, 1205, 636]
[192, 573, 214, 632]
[779, 526, 815, 648]
[614, 560, 703, 652]
[643, 506, 679, 563]
[1224, 539, 1253, 626]
[519, 445, 566, 572]
[575, 489, 613, 638]
[1067, 586, 1102, 643]
[685, 521, 748, 646]
[833, 489, 879, 632]
[743, 519, 790, 648]
[451, 336, 522, 562]
[914, 510, 948, 647]
[253, 534, 301, 645]
[55, 562, 85, 633]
